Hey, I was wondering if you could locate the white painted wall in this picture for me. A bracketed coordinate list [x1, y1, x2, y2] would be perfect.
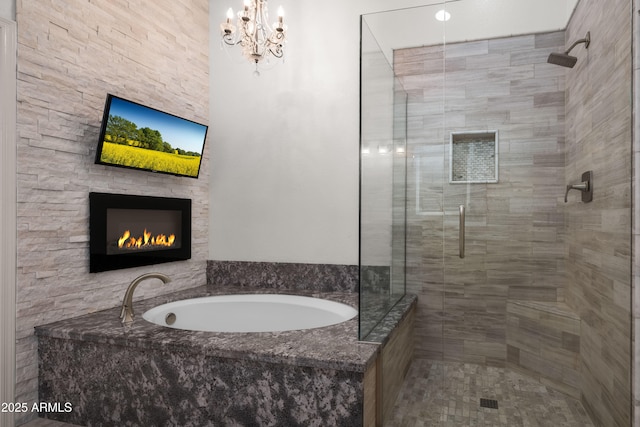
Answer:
[209, 0, 438, 265]
[208, 0, 577, 266]
[0, 0, 14, 20]
[210, 0, 347, 264]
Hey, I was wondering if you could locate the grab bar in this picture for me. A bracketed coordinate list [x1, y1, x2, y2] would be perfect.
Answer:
[459, 205, 465, 259]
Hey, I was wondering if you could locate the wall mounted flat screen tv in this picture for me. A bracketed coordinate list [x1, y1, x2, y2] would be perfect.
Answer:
[95, 94, 208, 178]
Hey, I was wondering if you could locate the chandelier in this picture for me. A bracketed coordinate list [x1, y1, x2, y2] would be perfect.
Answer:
[220, 0, 287, 72]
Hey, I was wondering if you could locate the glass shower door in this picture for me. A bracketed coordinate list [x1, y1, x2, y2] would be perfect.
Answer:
[441, 135, 500, 365]
[412, 123, 499, 364]
[359, 15, 408, 341]
[362, 1, 633, 425]
[437, 19, 566, 367]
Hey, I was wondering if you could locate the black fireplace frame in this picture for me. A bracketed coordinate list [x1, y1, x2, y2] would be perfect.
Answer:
[89, 192, 192, 273]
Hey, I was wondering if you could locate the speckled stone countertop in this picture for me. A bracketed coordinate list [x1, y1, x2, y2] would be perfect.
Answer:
[35, 285, 379, 373]
[362, 294, 417, 344]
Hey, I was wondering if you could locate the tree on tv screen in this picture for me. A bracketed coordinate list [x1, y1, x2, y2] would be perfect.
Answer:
[105, 115, 200, 156]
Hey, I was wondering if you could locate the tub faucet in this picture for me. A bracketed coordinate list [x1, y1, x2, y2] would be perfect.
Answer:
[120, 272, 172, 323]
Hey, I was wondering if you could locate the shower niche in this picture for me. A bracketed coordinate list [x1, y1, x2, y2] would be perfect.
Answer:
[449, 130, 498, 184]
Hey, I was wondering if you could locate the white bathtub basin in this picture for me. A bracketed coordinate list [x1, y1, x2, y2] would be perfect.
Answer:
[142, 294, 358, 333]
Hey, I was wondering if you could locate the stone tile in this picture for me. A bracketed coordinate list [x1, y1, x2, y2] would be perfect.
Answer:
[386, 360, 594, 427]
[15, 1, 211, 424]
[397, 29, 568, 374]
[396, 2, 633, 425]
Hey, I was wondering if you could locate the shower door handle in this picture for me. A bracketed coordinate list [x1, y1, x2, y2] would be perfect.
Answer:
[459, 205, 465, 259]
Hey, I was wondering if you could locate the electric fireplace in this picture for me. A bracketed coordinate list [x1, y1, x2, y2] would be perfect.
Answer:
[89, 192, 191, 273]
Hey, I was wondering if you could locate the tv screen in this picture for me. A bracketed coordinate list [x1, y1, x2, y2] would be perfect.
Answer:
[95, 94, 208, 178]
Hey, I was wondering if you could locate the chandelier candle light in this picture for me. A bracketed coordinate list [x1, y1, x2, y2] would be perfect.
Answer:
[221, 0, 287, 74]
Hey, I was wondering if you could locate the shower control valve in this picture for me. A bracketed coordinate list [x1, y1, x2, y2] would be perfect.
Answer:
[564, 171, 593, 203]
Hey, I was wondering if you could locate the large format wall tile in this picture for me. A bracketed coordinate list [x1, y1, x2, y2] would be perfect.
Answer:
[396, 31, 567, 366]
[396, 1, 633, 425]
[564, 1, 632, 425]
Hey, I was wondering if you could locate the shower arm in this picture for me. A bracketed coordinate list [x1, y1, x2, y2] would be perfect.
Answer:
[564, 32, 591, 55]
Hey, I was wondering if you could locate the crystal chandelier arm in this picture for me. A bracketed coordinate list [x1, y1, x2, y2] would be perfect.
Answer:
[222, 31, 240, 46]
[220, 6, 238, 45]
[220, 0, 286, 66]
[266, 30, 285, 58]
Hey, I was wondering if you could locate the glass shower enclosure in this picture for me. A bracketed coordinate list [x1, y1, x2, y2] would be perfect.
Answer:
[358, 16, 408, 340]
[359, 1, 633, 425]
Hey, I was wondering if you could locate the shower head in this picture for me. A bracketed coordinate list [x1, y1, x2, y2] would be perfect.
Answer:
[547, 52, 578, 68]
[547, 31, 591, 68]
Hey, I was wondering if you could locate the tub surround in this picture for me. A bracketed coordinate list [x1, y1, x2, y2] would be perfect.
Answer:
[36, 285, 379, 425]
[362, 293, 416, 344]
[35, 256, 414, 425]
[40, 337, 366, 426]
[36, 286, 374, 374]
[207, 260, 359, 292]
[377, 300, 415, 423]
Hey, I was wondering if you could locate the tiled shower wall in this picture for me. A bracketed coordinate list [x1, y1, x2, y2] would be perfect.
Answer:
[564, 0, 632, 426]
[395, 31, 568, 364]
[395, 1, 634, 425]
[15, 0, 209, 424]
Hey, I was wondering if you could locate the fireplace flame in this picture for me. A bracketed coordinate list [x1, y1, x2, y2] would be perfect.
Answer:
[117, 229, 176, 250]
[118, 230, 131, 248]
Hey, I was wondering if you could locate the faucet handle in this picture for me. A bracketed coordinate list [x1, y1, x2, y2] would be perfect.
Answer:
[564, 183, 587, 202]
[564, 171, 593, 203]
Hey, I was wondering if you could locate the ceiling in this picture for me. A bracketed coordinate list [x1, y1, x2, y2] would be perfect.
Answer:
[363, 0, 579, 61]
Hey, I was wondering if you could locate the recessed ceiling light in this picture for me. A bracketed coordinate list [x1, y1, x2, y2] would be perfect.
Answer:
[435, 9, 451, 22]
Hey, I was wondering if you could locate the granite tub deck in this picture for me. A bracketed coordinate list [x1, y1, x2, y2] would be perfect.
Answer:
[35, 285, 415, 426]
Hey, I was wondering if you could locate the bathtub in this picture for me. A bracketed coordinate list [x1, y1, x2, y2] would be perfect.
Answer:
[142, 294, 358, 332]
[36, 285, 416, 426]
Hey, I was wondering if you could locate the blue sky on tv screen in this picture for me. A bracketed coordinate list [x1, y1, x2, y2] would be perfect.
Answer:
[109, 97, 207, 153]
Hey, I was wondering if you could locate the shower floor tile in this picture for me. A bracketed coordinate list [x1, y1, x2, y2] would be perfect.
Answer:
[386, 359, 594, 427]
